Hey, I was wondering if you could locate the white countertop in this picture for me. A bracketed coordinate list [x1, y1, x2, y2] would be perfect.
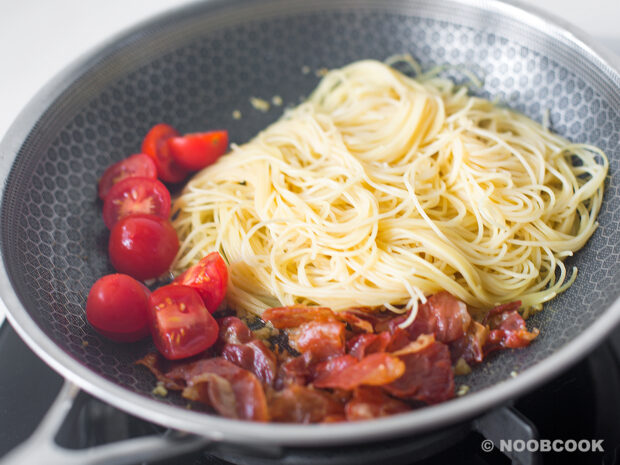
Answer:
[0, 0, 619, 326]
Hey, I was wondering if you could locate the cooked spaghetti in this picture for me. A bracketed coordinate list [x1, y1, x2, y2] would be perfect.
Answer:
[171, 59, 608, 321]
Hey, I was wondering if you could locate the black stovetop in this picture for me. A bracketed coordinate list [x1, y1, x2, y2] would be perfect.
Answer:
[1, 321, 619, 465]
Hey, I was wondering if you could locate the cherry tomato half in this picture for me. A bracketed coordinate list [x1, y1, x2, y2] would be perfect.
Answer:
[174, 251, 228, 313]
[167, 130, 229, 172]
[149, 284, 219, 359]
[102, 177, 171, 229]
[98, 153, 157, 200]
[86, 274, 150, 342]
[109, 214, 179, 281]
[141, 123, 189, 183]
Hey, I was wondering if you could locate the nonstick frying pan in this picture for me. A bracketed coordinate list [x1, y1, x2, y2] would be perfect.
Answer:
[0, 0, 619, 460]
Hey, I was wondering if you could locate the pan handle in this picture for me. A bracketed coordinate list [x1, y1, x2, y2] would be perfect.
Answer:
[0, 380, 212, 465]
[473, 406, 541, 465]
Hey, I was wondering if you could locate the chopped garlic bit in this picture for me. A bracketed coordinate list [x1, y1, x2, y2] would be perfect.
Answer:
[232, 110, 242, 120]
[510, 370, 518, 378]
[252, 326, 274, 340]
[456, 385, 470, 397]
[81, 340, 89, 347]
[152, 382, 168, 397]
[453, 358, 472, 376]
[271, 95, 283, 106]
[250, 97, 270, 112]
[301, 65, 311, 74]
[315, 67, 329, 77]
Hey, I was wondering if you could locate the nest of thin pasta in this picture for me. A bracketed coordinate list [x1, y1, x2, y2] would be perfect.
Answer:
[171, 59, 607, 321]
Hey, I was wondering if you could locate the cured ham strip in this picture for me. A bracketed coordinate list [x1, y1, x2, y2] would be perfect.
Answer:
[313, 353, 405, 390]
[269, 384, 344, 423]
[407, 292, 471, 343]
[167, 357, 269, 421]
[217, 317, 277, 386]
[263, 305, 337, 329]
[384, 342, 455, 405]
[290, 321, 346, 363]
[485, 311, 539, 353]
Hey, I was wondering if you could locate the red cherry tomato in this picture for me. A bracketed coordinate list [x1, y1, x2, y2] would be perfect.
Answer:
[141, 123, 189, 183]
[173, 251, 228, 313]
[98, 153, 157, 200]
[86, 274, 150, 342]
[148, 284, 219, 359]
[109, 214, 179, 281]
[167, 130, 229, 171]
[102, 177, 171, 229]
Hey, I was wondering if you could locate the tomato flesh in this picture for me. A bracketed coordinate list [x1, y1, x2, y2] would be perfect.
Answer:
[109, 214, 179, 281]
[141, 123, 189, 183]
[86, 274, 150, 342]
[174, 251, 228, 313]
[102, 177, 171, 229]
[167, 130, 229, 172]
[149, 284, 219, 359]
[98, 153, 157, 200]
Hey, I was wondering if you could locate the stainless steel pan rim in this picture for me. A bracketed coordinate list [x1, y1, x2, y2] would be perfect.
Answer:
[0, 0, 619, 447]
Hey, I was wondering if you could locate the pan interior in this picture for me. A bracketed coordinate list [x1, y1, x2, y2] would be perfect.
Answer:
[1, 0, 619, 428]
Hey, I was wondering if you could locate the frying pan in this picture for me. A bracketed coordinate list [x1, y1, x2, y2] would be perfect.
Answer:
[0, 0, 619, 462]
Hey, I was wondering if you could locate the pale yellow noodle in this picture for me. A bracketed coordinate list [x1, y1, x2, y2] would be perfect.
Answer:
[171, 60, 608, 318]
